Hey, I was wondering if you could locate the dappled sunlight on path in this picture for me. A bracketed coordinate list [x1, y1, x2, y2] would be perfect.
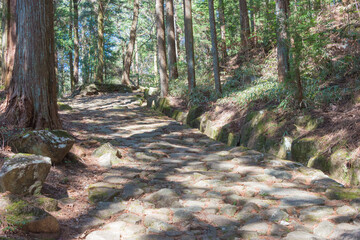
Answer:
[60, 93, 360, 240]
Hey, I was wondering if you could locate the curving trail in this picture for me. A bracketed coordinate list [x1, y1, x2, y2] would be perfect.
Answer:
[61, 92, 360, 240]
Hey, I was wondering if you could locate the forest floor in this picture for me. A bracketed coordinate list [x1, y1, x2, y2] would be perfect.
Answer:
[3, 92, 357, 239]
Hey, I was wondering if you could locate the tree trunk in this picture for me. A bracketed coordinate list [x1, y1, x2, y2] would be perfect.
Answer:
[4, 0, 61, 129]
[1, 0, 16, 91]
[239, 0, 251, 47]
[135, 40, 140, 87]
[183, 0, 196, 92]
[122, 0, 140, 86]
[276, 0, 290, 82]
[69, 0, 75, 91]
[156, 0, 169, 97]
[73, 0, 79, 86]
[208, 0, 222, 96]
[166, 0, 179, 80]
[96, 0, 105, 83]
[218, 0, 228, 60]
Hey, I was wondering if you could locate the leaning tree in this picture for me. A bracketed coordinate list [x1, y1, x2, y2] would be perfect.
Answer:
[3, 0, 62, 129]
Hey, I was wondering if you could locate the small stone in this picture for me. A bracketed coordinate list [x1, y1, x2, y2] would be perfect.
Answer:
[121, 184, 144, 200]
[144, 217, 175, 232]
[116, 213, 142, 225]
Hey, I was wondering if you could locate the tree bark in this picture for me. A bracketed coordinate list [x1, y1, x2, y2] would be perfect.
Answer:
[122, 0, 140, 86]
[239, 0, 251, 47]
[218, 0, 227, 60]
[4, 0, 61, 129]
[73, 0, 79, 86]
[208, 0, 222, 96]
[276, 0, 290, 82]
[156, 0, 169, 97]
[166, 0, 179, 80]
[1, 0, 16, 91]
[183, 0, 196, 92]
[96, 0, 105, 83]
[69, 0, 75, 91]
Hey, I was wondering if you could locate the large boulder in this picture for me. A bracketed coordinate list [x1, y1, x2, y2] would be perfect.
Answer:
[9, 130, 75, 164]
[0, 154, 51, 195]
[0, 192, 60, 234]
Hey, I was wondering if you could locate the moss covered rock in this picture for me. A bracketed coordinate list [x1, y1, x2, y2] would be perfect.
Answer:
[57, 102, 73, 111]
[88, 182, 122, 203]
[0, 154, 51, 195]
[325, 187, 360, 200]
[291, 137, 319, 165]
[9, 130, 75, 164]
[186, 105, 204, 126]
[0, 192, 60, 234]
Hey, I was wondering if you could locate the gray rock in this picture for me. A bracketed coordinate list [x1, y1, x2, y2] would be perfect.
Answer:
[90, 201, 126, 219]
[0, 154, 51, 195]
[121, 184, 144, 200]
[299, 206, 334, 222]
[284, 231, 325, 240]
[144, 188, 180, 208]
[220, 204, 238, 217]
[117, 213, 142, 225]
[86, 230, 120, 240]
[266, 208, 289, 222]
[264, 169, 292, 180]
[280, 196, 325, 208]
[314, 220, 335, 238]
[144, 217, 175, 232]
[93, 143, 122, 168]
[239, 221, 269, 235]
[87, 182, 122, 203]
[173, 209, 193, 222]
[9, 130, 75, 164]
[336, 205, 357, 216]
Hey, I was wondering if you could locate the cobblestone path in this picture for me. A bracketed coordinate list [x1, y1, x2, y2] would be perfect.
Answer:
[64, 93, 360, 240]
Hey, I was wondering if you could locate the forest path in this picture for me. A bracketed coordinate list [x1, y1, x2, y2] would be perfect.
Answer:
[60, 92, 360, 240]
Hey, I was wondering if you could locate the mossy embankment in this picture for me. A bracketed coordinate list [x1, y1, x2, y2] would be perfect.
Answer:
[146, 96, 360, 186]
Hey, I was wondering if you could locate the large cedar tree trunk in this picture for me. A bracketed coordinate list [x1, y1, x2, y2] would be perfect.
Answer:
[73, 0, 80, 86]
[1, 0, 16, 90]
[4, 0, 61, 129]
[183, 0, 196, 92]
[239, 0, 251, 47]
[96, 0, 105, 83]
[276, 0, 290, 82]
[156, 0, 169, 97]
[208, 0, 222, 96]
[166, 0, 179, 80]
[122, 0, 140, 86]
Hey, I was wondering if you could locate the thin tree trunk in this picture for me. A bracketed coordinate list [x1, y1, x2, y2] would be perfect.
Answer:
[218, 0, 228, 60]
[5, 0, 61, 129]
[208, 0, 222, 96]
[96, 0, 105, 83]
[122, 0, 140, 86]
[156, 0, 169, 97]
[174, 1, 182, 61]
[166, 0, 179, 80]
[135, 40, 140, 87]
[1, 0, 16, 91]
[276, 0, 290, 82]
[239, 0, 251, 47]
[73, 0, 79, 86]
[183, 0, 196, 92]
[69, 0, 75, 91]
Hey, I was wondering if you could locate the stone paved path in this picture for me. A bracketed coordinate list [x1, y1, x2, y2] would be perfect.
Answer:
[63, 93, 360, 240]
